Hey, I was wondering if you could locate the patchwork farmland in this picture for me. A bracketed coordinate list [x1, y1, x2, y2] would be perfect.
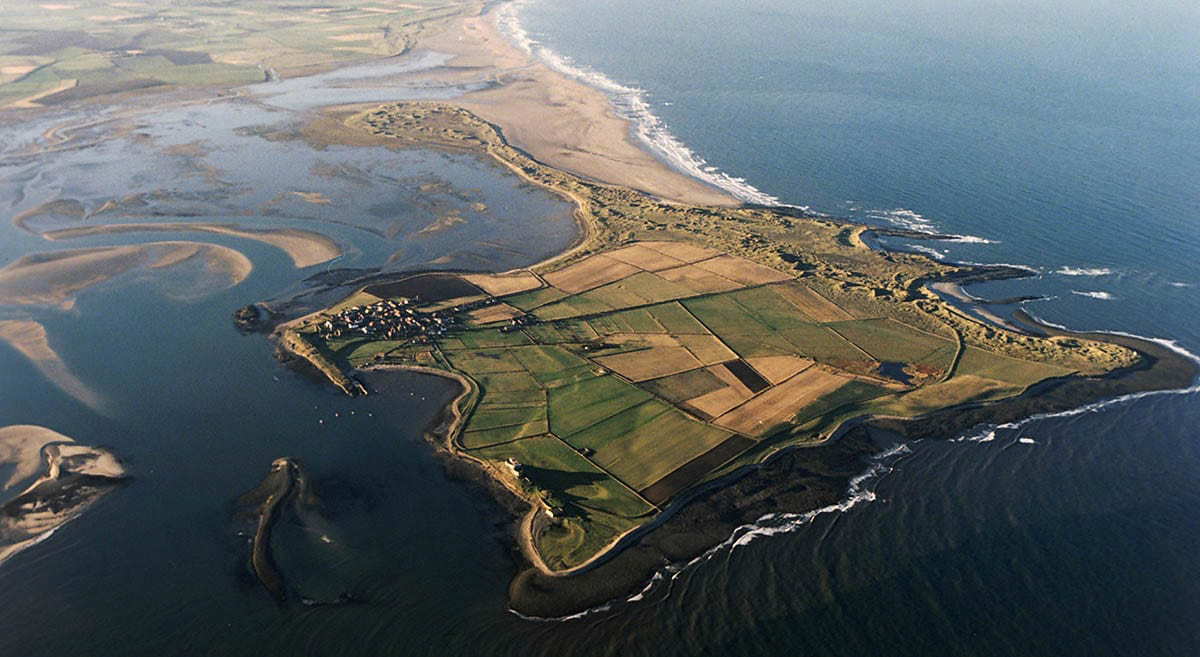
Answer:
[296, 241, 1081, 570]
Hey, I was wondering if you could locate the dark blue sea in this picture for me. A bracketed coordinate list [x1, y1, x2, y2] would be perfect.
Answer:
[1, 1, 1197, 655]
[502, 0, 1200, 654]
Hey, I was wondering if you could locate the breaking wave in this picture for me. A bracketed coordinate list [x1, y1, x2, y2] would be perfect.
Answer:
[957, 260, 1042, 274]
[1071, 290, 1116, 300]
[864, 207, 996, 244]
[865, 208, 936, 232]
[944, 234, 999, 244]
[511, 442, 913, 622]
[956, 316, 1200, 445]
[494, 0, 783, 207]
[905, 244, 949, 260]
[1057, 266, 1114, 276]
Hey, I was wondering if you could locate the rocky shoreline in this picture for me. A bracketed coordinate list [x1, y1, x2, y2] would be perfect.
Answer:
[502, 314, 1196, 617]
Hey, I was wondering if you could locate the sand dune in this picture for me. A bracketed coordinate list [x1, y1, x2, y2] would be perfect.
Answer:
[337, 13, 738, 208]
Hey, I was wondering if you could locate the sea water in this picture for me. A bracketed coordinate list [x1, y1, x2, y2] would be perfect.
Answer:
[482, 0, 1200, 654]
[2, 1, 1198, 655]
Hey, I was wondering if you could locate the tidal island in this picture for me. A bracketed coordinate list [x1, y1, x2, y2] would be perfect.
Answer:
[272, 104, 1195, 616]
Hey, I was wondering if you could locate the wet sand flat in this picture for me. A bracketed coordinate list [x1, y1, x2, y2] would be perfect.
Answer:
[0, 320, 104, 411]
[0, 241, 252, 309]
[42, 222, 341, 269]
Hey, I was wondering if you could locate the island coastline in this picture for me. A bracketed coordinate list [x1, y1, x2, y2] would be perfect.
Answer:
[4, 0, 1192, 622]
[255, 4, 1198, 615]
[269, 94, 1197, 616]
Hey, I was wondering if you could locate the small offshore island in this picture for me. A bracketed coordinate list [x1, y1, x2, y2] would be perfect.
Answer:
[271, 103, 1197, 616]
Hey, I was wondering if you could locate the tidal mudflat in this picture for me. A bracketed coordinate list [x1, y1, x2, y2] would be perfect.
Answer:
[0, 37, 580, 652]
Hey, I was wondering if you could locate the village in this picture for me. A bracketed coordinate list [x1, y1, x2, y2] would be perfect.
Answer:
[314, 294, 537, 344]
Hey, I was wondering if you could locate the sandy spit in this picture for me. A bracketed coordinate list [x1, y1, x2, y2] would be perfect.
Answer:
[0, 425, 126, 567]
[0, 320, 106, 412]
[320, 9, 737, 208]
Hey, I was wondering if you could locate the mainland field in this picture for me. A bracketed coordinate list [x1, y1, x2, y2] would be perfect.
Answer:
[0, 0, 464, 108]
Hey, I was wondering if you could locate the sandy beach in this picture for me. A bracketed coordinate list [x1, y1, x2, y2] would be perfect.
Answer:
[328, 8, 738, 208]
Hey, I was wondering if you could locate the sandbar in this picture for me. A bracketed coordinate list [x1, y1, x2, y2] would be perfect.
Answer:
[42, 222, 342, 269]
[0, 320, 105, 412]
[0, 241, 252, 309]
[0, 424, 126, 566]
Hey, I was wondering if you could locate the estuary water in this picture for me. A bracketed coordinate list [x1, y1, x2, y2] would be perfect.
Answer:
[0, 60, 581, 656]
[2, 1, 1198, 655]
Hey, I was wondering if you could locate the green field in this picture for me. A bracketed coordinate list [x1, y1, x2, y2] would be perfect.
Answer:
[827, 318, 954, 364]
[792, 380, 892, 425]
[560, 402, 733, 490]
[548, 375, 652, 437]
[296, 235, 1125, 572]
[443, 348, 525, 373]
[532, 295, 617, 321]
[0, 0, 469, 106]
[510, 345, 594, 385]
[641, 367, 727, 403]
[955, 346, 1072, 385]
[503, 286, 570, 310]
[469, 434, 653, 569]
[724, 285, 818, 328]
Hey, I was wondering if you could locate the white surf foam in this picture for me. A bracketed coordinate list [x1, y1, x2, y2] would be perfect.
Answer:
[906, 244, 949, 260]
[625, 571, 663, 603]
[1169, 281, 1193, 288]
[955, 260, 1043, 274]
[1057, 266, 1114, 276]
[860, 207, 999, 247]
[493, 0, 784, 207]
[944, 234, 999, 244]
[865, 208, 936, 233]
[510, 442, 914, 621]
[955, 313, 1200, 446]
[1071, 290, 1117, 300]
